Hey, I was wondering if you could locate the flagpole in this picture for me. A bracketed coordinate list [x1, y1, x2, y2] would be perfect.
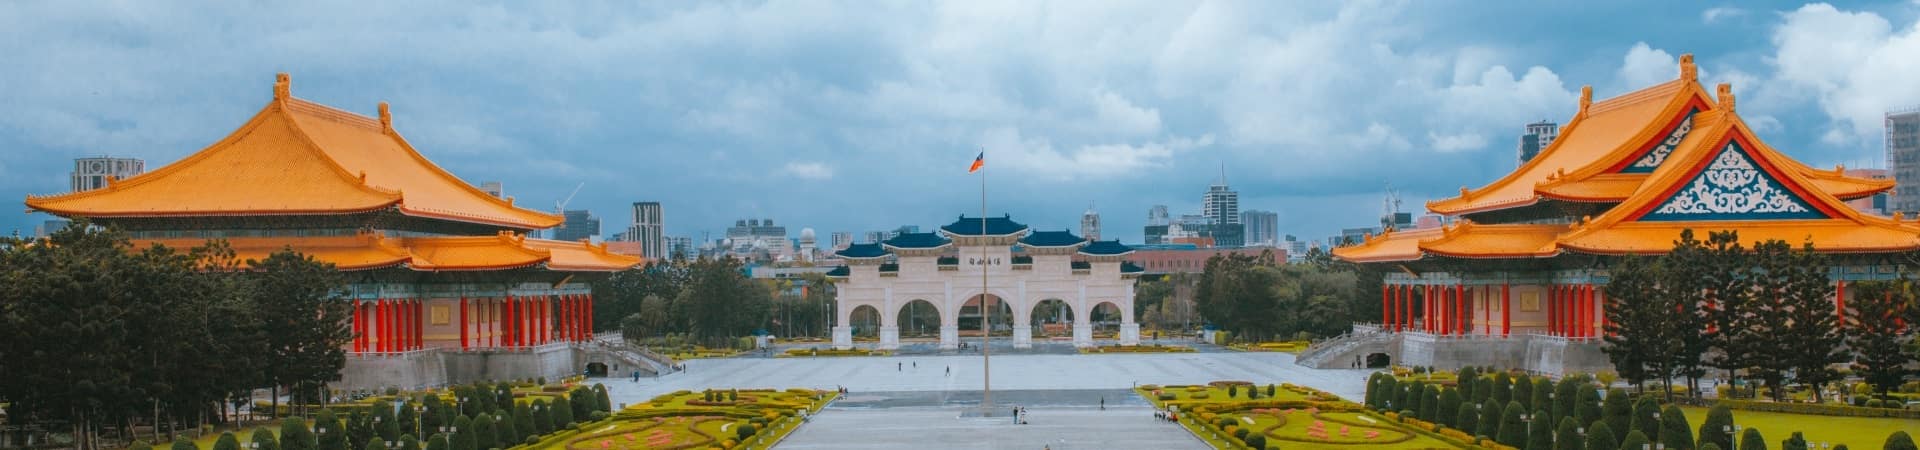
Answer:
[980, 148, 992, 416]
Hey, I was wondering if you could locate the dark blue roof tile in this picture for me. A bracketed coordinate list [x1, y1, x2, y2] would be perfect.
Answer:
[1071, 261, 1091, 270]
[883, 232, 951, 249]
[1121, 261, 1145, 273]
[1078, 240, 1134, 256]
[1019, 230, 1085, 247]
[834, 243, 888, 258]
[825, 266, 850, 277]
[939, 214, 1028, 236]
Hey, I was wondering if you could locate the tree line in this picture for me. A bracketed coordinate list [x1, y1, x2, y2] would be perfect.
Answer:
[596, 257, 827, 347]
[0, 223, 352, 449]
[1603, 229, 1918, 402]
[1189, 249, 1361, 341]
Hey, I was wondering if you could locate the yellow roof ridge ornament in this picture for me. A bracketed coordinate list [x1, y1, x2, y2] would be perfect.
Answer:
[378, 101, 394, 134]
[273, 73, 290, 105]
[1717, 83, 1735, 113]
[1459, 186, 1471, 198]
[1895, 212, 1905, 222]
[504, 196, 514, 206]
[1679, 53, 1696, 82]
[1578, 85, 1592, 118]
[1834, 163, 1846, 175]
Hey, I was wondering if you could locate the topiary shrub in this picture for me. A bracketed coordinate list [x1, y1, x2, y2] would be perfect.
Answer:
[589, 411, 608, 421]
[1621, 430, 1650, 450]
[736, 424, 757, 441]
[1885, 431, 1917, 450]
[1782, 431, 1808, 450]
[252, 428, 280, 450]
[1660, 405, 1695, 450]
[131, 440, 155, 450]
[1699, 405, 1735, 450]
[1233, 428, 1250, 441]
[1738, 427, 1765, 450]
[214, 433, 241, 450]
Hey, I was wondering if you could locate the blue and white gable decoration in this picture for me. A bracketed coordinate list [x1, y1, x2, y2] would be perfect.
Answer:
[1641, 140, 1826, 221]
[1622, 109, 1697, 173]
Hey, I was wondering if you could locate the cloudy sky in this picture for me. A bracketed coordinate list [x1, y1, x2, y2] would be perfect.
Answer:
[3, 1, 1917, 246]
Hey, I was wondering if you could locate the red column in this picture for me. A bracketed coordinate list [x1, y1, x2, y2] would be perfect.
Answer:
[490, 298, 500, 348]
[403, 299, 414, 350]
[587, 294, 594, 338]
[408, 299, 418, 350]
[460, 296, 469, 350]
[1453, 285, 1464, 335]
[1421, 285, 1430, 333]
[505, 295, 516, 348]
[1483, 285, 1492, 335]
[350, 300, 362, 353]
[1549, 285, 1559, 336]
[1381, 284, 1391, 329]
[414, 299, 423, 349]
[1583, 284, 1595, 338]
[1835, 280, 1847, 329]
[567, 294, 577, 341]
[1396, 285, 1406, 331]
[1500, 284, 1511, 337]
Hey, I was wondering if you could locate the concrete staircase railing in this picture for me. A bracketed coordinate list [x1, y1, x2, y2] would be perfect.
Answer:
[1295, 330, 1391, 368]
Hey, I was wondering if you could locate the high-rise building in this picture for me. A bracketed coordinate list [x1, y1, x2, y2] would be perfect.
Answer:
[71, 156, 145, 192]
[666, 236, 693, 261]
[798, 228, 819, 262]
[1888, 108, 1920, 214]
[1283, 235, 1307, 262]
[722, 218, 792, 262]
[1241, 210, 1278, 247]
[1517, 120, 1559, 166]
[863, 231, 886, 244]
[552, 210, 600, 242]
[830, 231, 853, 250]
[477, 181, 503, 198]
[887, 225, 921, 240]
[1080, 203, 1101, 241]
[1202, 171, 1239, 226]
[623, 202, 665, 260]
[1147, 205, 1170, 226]
[1843, 168, 1891, 216]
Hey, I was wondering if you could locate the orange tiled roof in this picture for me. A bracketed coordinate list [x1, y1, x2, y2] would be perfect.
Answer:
[134, 233, 410, 271]
[1558, 91, 1920, 255]
[1419, 223, 1564, 259]
[403, 233, 551, 272]
[1329, 228, 1442, 263]
[26, 73, 562, 230]
[522, 238, 644, 272]
[1428, 79, 1692, 215]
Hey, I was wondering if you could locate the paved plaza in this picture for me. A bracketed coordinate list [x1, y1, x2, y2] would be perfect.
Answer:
[599, 351, 1377, 449]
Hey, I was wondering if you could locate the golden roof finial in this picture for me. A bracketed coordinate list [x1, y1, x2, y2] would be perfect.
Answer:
[1717, 83, 1735, 112]
[378, 102, 393, 133]
[1835, 163, 1846, 175]
[1895, 212, 1906, 222]
[505, 196, 514, 206]
[1578, 85, 1592, 115]
[1459, 186, 1470, 198]
[1679, 54, 1696, 81]
[274, 73, 290, 103]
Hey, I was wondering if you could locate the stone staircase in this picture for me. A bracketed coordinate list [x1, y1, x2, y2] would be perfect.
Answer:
[586, 333, 674, 377]
[1294, 330, 1394, 369]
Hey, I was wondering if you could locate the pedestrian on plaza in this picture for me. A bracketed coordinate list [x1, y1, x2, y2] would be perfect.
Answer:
[1011, 407, 1018, 424]
[912, 361, 917, 368]
[1099, 397, 1105, 410]
[945, 366, 950, 376]
[897, 362, 902, 371]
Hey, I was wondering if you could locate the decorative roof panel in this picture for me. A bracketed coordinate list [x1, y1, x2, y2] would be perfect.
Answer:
[939, 215, 1028, 236]
[1077, 240, 1134, 256]
[834, 243, 888, 259]
[1019, 230, 1085, 247]
[882, 232, 951, 249]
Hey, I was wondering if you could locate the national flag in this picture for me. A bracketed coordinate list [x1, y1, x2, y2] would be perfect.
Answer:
[968, 151, 984, 173]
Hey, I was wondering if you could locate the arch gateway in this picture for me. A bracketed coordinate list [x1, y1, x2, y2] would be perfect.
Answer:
[828, 215, 1144, 350]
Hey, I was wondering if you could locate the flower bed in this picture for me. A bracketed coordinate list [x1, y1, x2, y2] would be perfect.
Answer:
[1078, 344, 1194, 354]
[1145, 381, 1466, 449]
[521, 388, 837, 450]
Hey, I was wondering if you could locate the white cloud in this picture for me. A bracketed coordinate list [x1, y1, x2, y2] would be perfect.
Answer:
[1769, 3, 1920, 141]
[1702, 7, 1746, 24]
[1617, 42, 1678, 90]
[979, 127, 1211, 181]
[1090, 89, 1162, 136]
[782, 162, 834, 180]
[1428, 132, 1487, 152]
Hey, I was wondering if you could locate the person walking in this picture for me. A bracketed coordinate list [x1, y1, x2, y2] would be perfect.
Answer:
[897, 362, 902, 371]
[1099, 397, 1105, 410]
[945, 366, 950, 376]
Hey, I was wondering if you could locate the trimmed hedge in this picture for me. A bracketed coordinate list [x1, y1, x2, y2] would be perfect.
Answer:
[1712, 398, 1920, 419]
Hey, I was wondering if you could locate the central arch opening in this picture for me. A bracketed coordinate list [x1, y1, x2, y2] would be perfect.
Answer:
[1030, 298, 1074, 338]
[897, 299, 940, 338]
[849, 304, 881, 339]
[958, 294, 1013, 337]
[1092, 301, 1123, 338]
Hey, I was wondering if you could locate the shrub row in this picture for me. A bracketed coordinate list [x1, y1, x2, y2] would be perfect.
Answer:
[1713, 398, 1920, 419]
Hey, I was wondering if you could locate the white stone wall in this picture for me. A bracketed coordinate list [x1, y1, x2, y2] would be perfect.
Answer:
[833, 244, 1137, 350]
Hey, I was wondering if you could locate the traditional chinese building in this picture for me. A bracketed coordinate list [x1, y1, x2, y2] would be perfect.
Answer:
[827, 215, 1144, 350]
[1320, 55, 1911, 373]
[24, 74, 640, 389]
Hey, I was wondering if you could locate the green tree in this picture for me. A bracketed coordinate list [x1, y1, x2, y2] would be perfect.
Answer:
[1885, 431, 1916, 450]
[1555, 417, 1580, 450]
[132, 441, 155, 450]
[1438, 388, 1463, 427]
[214, 433, 241, 450]
[398, 404, 419, 440]
[282, 417, 317, 450]
[569, 387, 595, 419]
[425, 434, 447, 450]
[448, 415, 474, 450]
[595, 385, 613, 413]
[1498, 401, 1529, 447]
[1514, 375, 1536, 411]
[1603, 254, 1672, 392]
[1575, 383, 1603, 429]
[1460, 366, 1480, 402]
[1494, 372, 1514, 406]
[1781, 431, 1808, 450]
[373, 401, 400, 442]
[494, 410, 518, 448]
[1420, 385, 1442, 422]
[1477, 398, 1502, 438]
[1455, 402, 1479, 435]
[1698, 405, 1736, 450]
[251, 428, 280, 450]
[1699, 231, 1753, 400]
[1844, 281, 1915, 396]
[362, 438, 383, 450]
[1746, 240, 1798, 402]
[174, 438, 201, 450]
[679, 257, 772, 343]
[1585, 421, 1618, 450]
[1781, 241, 1847, 402]
[250, 250, 352, 413]
[1376, 376, 1399, 410]
[317, 409, 348, 450]
[1554, 378, 1579, 426]
[1603, 389, 1632, 439]
[470, 414, 496, 450]
[551, 396, 577, 428]
[1629, 397, 1660, 440]
[1532, 381, 1554, 424]
[1622, 431, 1651, 450]
[531, 400, 554, 434]
[397, 435, 418, 450]
[1659, 405, 1695, 450]
[513, 403, 537, 441]
[1525, 408, 1553, 450]
[1739, 428, 1767, 450]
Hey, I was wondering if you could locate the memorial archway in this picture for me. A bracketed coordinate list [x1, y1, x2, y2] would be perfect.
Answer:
[958, 294, 1013, 337]
[897, 299, 941, 338]
[1091, 301, 1125, 337]
[1030, 299, 1074, 338]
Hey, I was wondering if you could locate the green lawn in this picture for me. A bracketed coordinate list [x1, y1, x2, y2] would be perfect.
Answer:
[520, 388, 836, 450]
[1678, 406, 1919, 449]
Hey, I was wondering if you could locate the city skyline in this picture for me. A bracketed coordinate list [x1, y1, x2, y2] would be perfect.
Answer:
[2, 2, 1917, 245]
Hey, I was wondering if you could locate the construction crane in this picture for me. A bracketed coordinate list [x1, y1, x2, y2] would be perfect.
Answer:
[1381, 184, 1403, 231]
[555, 182, 585, 213]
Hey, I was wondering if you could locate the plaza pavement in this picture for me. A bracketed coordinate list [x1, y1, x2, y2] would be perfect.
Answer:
[599, 350, 1377, 449]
